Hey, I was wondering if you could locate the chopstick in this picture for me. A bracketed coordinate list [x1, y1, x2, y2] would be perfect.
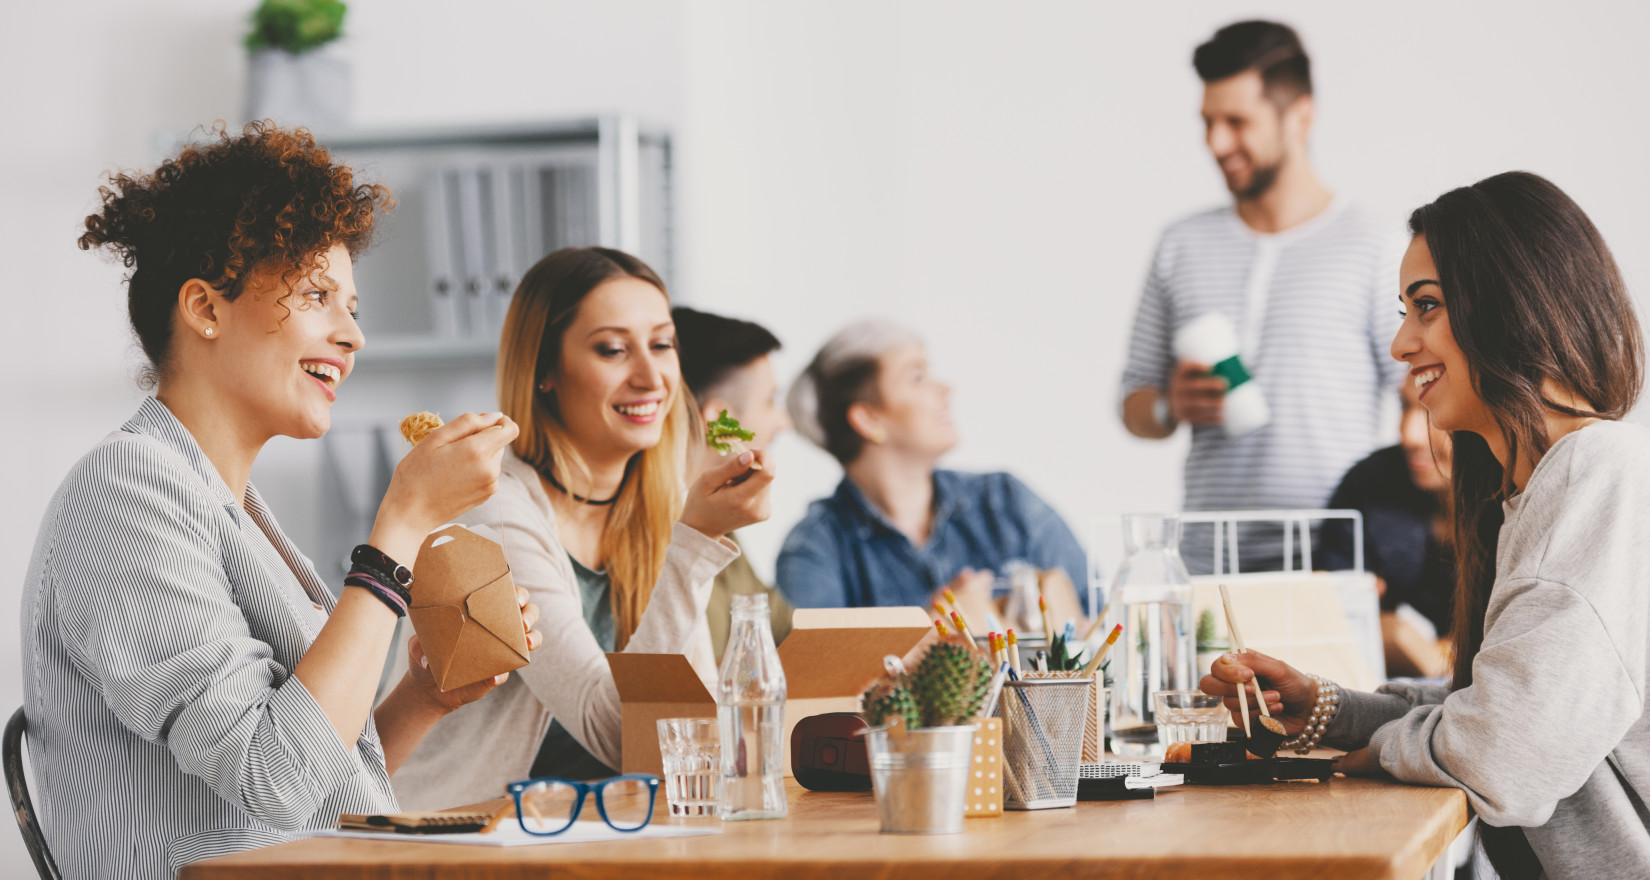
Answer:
[1218, 583, 1260, 732]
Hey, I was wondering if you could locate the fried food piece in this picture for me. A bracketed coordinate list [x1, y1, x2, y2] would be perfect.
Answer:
[400, 411, 444, 447]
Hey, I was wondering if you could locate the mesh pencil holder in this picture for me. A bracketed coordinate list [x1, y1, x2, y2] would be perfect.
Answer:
[998, 678, 1091, 810]
[1021, 670, 1109, 763]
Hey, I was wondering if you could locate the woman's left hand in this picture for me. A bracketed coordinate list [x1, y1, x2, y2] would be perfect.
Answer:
[404, 586, 542, 714]
[1335, 747, 1386, 778]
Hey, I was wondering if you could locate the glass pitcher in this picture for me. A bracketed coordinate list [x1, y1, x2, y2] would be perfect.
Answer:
[1108, 514, 1195, 759]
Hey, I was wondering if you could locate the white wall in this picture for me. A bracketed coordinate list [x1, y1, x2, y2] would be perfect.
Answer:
[1, 0, 1646, 869]
[678, 0, 1650, 578]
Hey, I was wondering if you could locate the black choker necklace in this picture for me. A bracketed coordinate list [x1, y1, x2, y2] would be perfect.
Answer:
[544, 470, 623, 506]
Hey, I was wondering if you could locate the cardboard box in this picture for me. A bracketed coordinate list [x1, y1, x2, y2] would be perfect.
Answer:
[408, 524, 531, 691]
[1190, 573, 1379, 692]
[608, 606, 931, 776]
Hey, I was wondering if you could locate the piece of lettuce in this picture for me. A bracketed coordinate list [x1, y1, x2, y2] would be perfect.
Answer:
[705, 409, 756, 455]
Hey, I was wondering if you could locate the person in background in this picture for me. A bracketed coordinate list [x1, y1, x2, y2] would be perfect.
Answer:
[776, 320, 1088, 615]
[673, 306, 796, 660]
[1205, 172, 1650, 879]
[22, 122, 539, 880]
[1323, 379, 1457, 632]
[389, 248, 774, 809]
[1119, 20, 1406, 572]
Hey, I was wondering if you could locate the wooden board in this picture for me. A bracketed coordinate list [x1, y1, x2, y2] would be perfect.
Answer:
[181, 767, 1466, 880]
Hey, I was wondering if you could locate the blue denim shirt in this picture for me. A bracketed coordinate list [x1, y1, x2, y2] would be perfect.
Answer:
[775, 469, 1090, 611]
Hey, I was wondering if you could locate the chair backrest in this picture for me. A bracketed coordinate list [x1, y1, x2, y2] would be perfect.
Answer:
[4, 707, 62, 880]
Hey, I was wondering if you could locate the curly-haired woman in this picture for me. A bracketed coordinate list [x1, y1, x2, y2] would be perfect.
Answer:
[21, 122, 542, 880]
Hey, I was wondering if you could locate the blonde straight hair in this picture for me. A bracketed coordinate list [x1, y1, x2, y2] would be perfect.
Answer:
[497, 247, 690, 649]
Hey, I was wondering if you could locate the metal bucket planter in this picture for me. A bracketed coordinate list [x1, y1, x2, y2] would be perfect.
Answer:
[863, 720, 979, 834]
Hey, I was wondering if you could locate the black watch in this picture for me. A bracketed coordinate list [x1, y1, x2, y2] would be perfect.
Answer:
[351, 544, 413, 588]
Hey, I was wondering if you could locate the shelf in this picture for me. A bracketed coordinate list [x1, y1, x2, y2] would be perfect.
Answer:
[352, 335, 498, 368]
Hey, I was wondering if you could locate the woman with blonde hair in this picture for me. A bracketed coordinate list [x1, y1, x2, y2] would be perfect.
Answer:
[390, 247, 773, 808]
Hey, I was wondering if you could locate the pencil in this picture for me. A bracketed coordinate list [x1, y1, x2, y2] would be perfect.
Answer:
[950, 610, 977, 646]
[1080, 623, 1124, 677]
[934, 617, 950, 637]
[1039, 595, 1055, 642]
[990, 632, 1003, 667]
[1007, 629, 1022, 674]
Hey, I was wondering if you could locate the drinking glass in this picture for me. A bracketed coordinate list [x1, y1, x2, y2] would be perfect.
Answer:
[656, 717, 720, 817]
[1152, 690, 1228, 749]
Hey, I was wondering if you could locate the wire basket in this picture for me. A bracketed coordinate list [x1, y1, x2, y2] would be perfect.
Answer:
[999, 678, 1091, 810]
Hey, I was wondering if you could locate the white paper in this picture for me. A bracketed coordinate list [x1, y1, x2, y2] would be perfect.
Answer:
[306, 820, 720, 847]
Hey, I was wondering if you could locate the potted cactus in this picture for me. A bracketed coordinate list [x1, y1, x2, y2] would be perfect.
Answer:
[859, 637, 995, 834]
[244, 0, 352, 130]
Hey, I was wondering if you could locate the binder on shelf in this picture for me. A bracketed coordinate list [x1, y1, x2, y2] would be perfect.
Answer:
[453, 166, 492, 340]
[422, 168, 468, 338]
[488, 164, 524, 330]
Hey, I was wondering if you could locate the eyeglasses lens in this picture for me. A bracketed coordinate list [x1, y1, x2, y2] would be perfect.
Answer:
[600, 778, 654, 830]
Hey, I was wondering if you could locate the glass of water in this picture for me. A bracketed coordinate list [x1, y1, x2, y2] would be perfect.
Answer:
[656, 718, 719, 817]
[1152, 691, 1228, 748]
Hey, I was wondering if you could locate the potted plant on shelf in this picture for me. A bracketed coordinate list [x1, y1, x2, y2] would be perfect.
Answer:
[244, 0, 352, 130]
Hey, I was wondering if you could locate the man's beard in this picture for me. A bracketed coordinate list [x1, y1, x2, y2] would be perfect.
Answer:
[1228, 160, 1282, 202]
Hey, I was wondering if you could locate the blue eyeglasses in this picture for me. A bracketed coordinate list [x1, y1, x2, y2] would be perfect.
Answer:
[504, 774, 661, 836]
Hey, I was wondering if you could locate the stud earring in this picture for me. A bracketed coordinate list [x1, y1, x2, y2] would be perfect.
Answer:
[204, 327, 214, 337]
[870, 428, 888, 444]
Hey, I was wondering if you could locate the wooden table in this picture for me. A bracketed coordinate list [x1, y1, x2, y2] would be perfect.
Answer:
[181, 776, 1466, 880]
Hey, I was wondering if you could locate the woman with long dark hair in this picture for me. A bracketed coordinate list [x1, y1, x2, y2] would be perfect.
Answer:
[1203, 171, 1650, 878]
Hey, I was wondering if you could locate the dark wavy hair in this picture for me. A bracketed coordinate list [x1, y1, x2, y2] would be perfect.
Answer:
[1411, 171, 1641, 878]
[78, 120, 391, 385]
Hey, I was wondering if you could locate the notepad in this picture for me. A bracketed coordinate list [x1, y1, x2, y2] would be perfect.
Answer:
[338, 811, 493, 834]
[307, 821, 721, 847]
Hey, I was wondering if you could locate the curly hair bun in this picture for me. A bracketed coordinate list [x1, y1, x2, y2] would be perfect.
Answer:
[79, 120, 391, 384]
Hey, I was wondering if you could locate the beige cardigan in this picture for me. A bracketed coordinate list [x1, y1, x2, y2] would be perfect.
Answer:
[388, 451, 738, 810]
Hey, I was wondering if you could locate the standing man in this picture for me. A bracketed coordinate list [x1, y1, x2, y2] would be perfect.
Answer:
[1120, 21, 1405, 573]
[672, 306, 796, 659]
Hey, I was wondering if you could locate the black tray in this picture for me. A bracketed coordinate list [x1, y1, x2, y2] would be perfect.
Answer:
[1159, 757, 1335, 785]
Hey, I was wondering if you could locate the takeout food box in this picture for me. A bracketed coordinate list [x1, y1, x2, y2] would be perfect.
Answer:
[408, 524, 531, 691]
[608, 606, 932, 776]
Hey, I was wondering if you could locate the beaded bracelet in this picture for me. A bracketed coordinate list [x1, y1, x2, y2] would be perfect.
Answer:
[345, 571, 409, 618]
[1277, 674, 1341, 755]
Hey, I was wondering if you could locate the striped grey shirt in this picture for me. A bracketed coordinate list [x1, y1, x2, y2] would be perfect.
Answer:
[21, 398, 397, 879]
[1121, 200, 1407, 571]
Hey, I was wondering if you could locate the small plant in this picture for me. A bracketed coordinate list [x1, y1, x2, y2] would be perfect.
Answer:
[1196, 608, 1227, 651]
[245, 0, 347, 55]
[1045, 632, 1087, 672]
[861, 636, 994, 728]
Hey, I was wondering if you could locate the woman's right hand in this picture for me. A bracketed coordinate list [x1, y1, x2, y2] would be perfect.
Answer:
[679, 449, 776, 541]
[369, 412, 520, 566]
[1201, 650, 1319, 737]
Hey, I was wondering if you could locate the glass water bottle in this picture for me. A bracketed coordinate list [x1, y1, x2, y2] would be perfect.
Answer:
[1109, 513, 1195, 759]
[716, 593, 788, 820]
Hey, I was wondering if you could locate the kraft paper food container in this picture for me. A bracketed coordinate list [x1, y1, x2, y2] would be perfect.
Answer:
[408, 524, 531, 692]
[609, 606, 932, 777]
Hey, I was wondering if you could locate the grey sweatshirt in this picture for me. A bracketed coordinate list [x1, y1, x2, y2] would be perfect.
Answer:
[1324, 420, 1650, 879]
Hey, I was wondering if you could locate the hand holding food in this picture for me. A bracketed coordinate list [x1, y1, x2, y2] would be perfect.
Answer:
[706, 409, 762, 470]
[1200, 650, 1317, 738]
[679, 446, 776, 541]
[369, 411, 519, 566]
